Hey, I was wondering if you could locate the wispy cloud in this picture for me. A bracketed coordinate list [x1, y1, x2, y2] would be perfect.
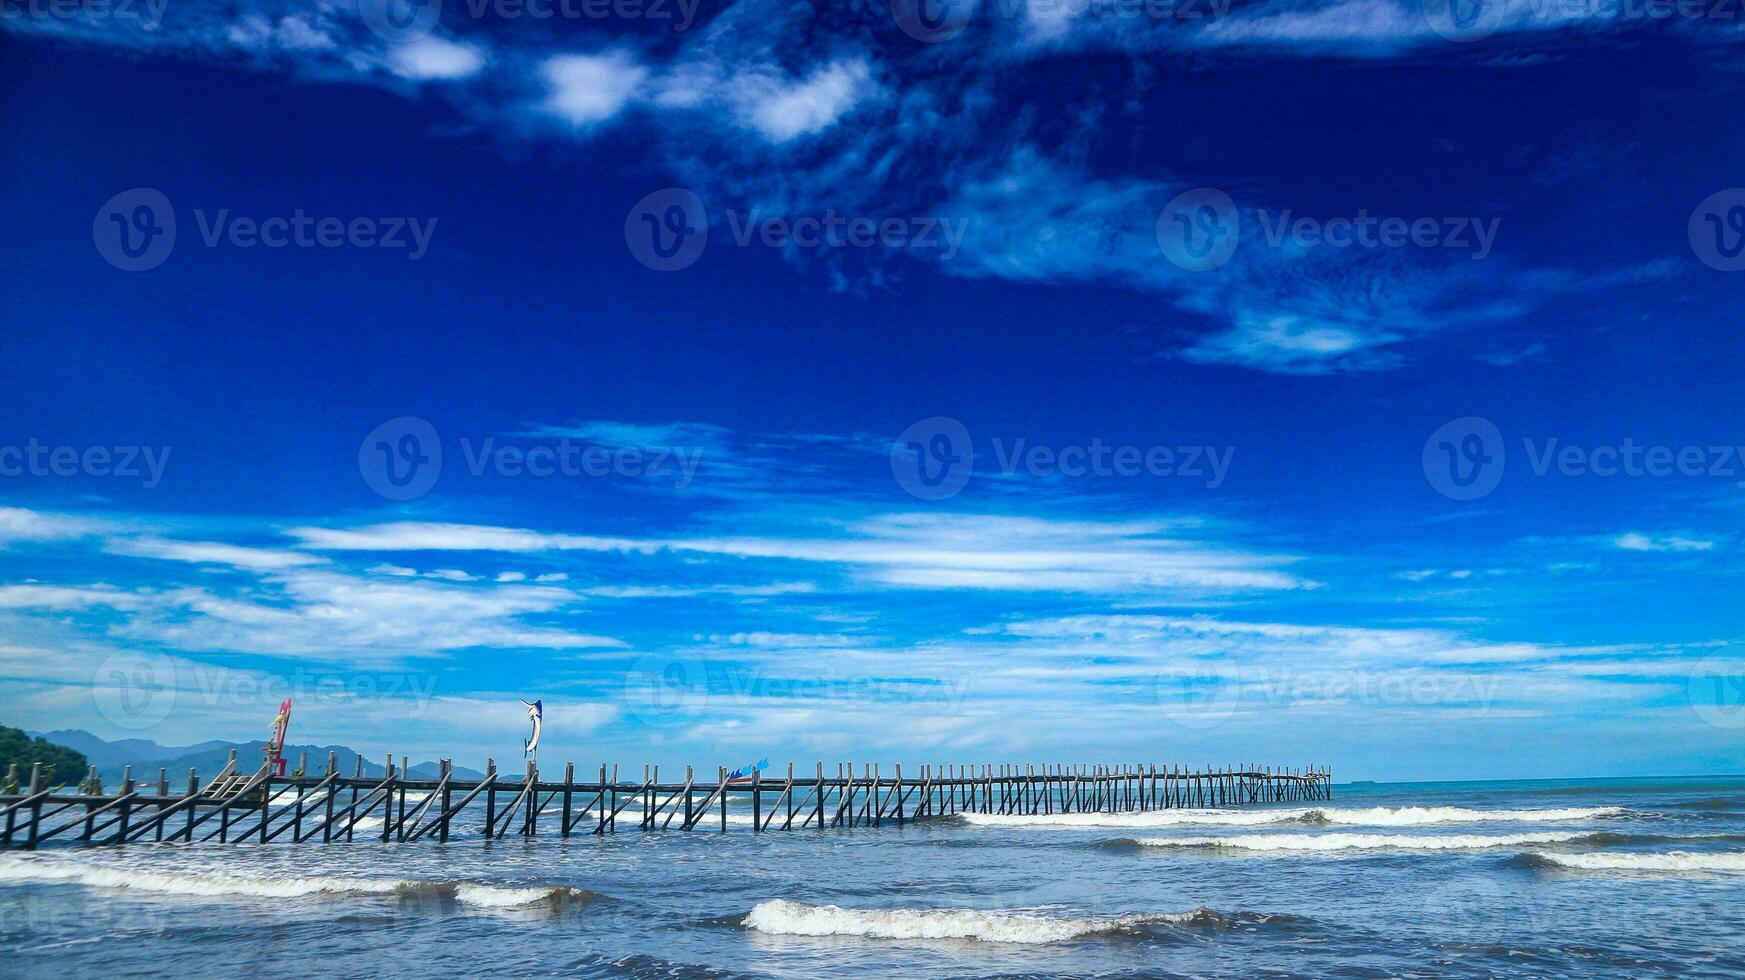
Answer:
[1613, 532, 1716, 553]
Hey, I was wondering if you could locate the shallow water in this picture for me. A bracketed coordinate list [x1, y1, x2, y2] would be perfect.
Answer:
[3, 776, 1743, 978]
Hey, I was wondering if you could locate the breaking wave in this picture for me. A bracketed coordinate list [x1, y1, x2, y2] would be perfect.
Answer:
[1125, 830, 1599, 852]
[959, 805, 1628, 830]
[741, 899, 1242, 944]
[0, 855, 598, 908]
[1520, 851, 1745, 873]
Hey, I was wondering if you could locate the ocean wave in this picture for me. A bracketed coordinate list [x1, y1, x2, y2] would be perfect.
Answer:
[1521, 851, 1745, 873]
[961, 805, 1627, 830]
[741, 899, 1228, 944]
[1126, 830, 1597, 852]
[0, 856, 597, 907]
[1667, 797, 1745, 812]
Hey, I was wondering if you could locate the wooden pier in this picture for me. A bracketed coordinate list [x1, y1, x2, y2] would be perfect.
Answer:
[0, 754, 1331, 850]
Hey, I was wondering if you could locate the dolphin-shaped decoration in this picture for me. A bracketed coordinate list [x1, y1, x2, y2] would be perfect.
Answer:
[521, 699, 543, 758]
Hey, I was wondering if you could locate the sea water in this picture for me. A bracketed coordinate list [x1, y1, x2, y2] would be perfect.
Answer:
[2, 776, 1742, 977]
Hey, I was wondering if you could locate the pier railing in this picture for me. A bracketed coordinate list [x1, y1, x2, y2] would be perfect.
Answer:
[0, 754, 1331, 850]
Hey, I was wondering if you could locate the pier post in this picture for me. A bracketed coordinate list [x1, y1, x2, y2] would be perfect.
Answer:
[813, 763, 825, 828]
[561, 762, 574, 838]
[524, 761, 538, 836]
[439, 759, 453, 842]
[609, 764, 620, 833]
[22, 763, 42, 850]
[597, 765, 608, 834]
[1, 765, 17, 848]
[684, 766, 693, 828]
[112, 765, 132, 846]
[347, 756, 362, 842]
[485, 759, 498, 838]
[184, 769, 198, 842]
[718, 767, 728, 833]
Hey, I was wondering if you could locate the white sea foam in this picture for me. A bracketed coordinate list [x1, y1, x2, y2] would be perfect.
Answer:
[0, 855, 586, 906]
[0, 857, 411, 898]
[743, 899, 1199, 944]
[962, 805, 1626, 829]
[451, 883, 586, 907]
[1527, 851, 1745, 872]
[1132, 830, 1592, 851]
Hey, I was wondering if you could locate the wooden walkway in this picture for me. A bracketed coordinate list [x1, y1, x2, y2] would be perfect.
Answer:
[0, 754, 1332, 849]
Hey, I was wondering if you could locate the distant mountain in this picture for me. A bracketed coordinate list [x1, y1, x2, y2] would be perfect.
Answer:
[28, 729, 483, 784]
[34, 729, 232, 771]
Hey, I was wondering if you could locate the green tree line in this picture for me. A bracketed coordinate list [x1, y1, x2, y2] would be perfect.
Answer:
[0, 724, 89, 790]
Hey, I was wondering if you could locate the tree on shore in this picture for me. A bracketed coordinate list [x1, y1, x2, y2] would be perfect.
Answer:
[0, 724, 89, 790]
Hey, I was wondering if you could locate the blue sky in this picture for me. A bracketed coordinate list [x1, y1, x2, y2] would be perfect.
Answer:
[1, 0, 1742, 780]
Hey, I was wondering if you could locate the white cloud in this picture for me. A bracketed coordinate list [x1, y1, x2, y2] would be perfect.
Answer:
[0, 583, 146, 611]
[732, 60, 875, 143]
[0, 507, 100, 545]
[1613, 532, 1715, 553]
[104, 536, 323, 572]
[386, 37, 486, 81]
[290, 512, 1313, 597]
[538, 51, 648, 127]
